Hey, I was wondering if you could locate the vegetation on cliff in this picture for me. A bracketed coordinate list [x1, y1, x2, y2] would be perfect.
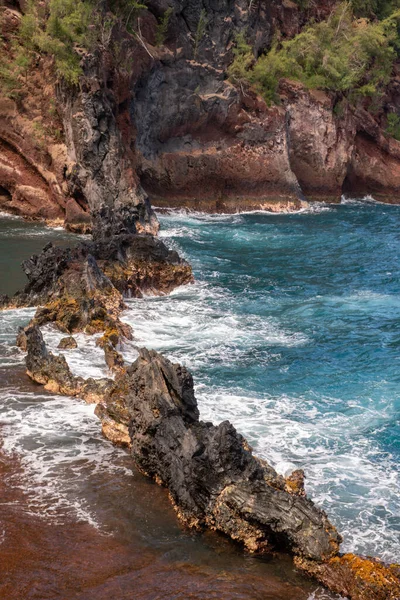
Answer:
[229, 2, 400, 108]
[0, 0, 145, 91]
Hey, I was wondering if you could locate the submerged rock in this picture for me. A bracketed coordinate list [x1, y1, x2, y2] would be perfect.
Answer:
[58, 336, 78, 349]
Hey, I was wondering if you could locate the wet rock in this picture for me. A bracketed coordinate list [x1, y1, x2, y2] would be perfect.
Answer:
[14, 233, 192, 343]
[98, 348, 341, 561]
[24, 326, 400, 598]
[19, 234, 192, 308]
[25, 326, 114, 402]
[16, 326, 27, 351]
[58, 336, 78, 350]
[103, 342, 125, 373]
[295, 554, 400, 600]
[285, 469, 306, 497]
[25, 326, 80, 395]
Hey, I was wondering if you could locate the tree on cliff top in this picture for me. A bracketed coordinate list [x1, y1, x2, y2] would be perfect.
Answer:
[229, 2, 400, 108]
[7, 0, 147, 87]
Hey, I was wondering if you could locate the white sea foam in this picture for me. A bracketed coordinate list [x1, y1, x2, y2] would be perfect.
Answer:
[0, 308, 133, 527]
[0, 211, 23, 220]
[340, 194, 400, 206]
[307, 590, 347, 600]
[0, 387, 132, 527]
[194, 387, 400, 562]
[121, 281, 308, 372]
[119, 272, 400, 563]
[155, 203, 334, 221]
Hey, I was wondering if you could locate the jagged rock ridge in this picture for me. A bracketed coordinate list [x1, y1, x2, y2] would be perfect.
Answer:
[22, 323, 400, 600]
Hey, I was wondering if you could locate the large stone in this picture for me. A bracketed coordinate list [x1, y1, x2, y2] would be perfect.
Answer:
[99, 347, 341, 561]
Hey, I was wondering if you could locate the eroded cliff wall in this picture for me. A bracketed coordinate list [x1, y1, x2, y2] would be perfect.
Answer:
[1, 0, 400, 227]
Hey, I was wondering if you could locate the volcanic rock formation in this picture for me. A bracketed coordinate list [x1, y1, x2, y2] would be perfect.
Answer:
[22, 324, 400, 600]
[2, 0, 400, 227]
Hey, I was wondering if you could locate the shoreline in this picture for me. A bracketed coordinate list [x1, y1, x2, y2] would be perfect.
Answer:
[1, 213, 399, 599]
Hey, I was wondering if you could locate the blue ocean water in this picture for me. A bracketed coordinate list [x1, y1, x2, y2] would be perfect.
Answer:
[123, 201, 400, 563]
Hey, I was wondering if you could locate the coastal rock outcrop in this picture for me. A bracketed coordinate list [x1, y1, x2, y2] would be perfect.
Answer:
[2, 233, 192, 310]
[100, 347, 341, 560]
[23, 325, 400, 600]
[0, 3, 156, 233]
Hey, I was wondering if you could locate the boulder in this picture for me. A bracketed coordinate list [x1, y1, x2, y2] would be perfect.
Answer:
[58, 336, 78, 349]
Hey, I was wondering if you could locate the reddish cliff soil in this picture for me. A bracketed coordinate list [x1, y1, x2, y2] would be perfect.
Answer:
[2, 0, 400, 223]
[0, 7, 88, 229]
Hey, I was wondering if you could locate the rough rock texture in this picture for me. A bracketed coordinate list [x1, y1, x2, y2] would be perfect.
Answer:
[23, 328, 400, 599]
[25, 325, 114, 401]
[3, 0, 400, 222]
[282, 81, 356, 203]
[25, 326, 340, 561]
[0, 4, 156, 233]
[6, 233, 192, 309]
[130, 0, 400, 208]
[295, 554, 400, 600]
[0, 7, 83, 226]
[59, 52, 158, 239]
[58, 336, 77, 349]
[99, 347, 341, 560]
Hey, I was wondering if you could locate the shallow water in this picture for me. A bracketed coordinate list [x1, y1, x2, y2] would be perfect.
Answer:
[0, 215, 83, 295]
[121, 201, 400, 563]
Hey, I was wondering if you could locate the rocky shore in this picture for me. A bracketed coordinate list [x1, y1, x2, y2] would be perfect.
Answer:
[1, 1, 400, 597]
[0, 225, 397, 600]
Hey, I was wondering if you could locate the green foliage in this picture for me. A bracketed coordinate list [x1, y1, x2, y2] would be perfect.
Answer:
[227, 33, 254, 88]
[0, 39, 33, 99]
[194, 9, 207, 58]
[386, 112, 400, 139]
[109, 0, 147, 33]
[0, 0, 152, 90]
[351, 0, 400, 19]
[229, 3, 400, 106]
[38, 0, 95, 84]
[155, 6, 173, 47]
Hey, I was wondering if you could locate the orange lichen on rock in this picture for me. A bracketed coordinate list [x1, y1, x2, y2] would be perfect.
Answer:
[295, 553, 400, 600]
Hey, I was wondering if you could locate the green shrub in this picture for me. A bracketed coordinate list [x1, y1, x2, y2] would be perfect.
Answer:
[386, 112, 400, 139]
[229, 3, 400, 106]
[227, 33, 254, 88]
[155, 6, 173, 46]
[351, 0, 400, 19]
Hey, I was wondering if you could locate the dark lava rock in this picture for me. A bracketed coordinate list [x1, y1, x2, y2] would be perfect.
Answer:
[58, 336, 78, 350]
[100, 347, 341, 561]
[19, 234, 192, 307]
[24, 326, 400, 599]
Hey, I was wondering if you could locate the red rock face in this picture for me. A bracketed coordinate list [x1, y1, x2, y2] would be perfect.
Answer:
[2, 0, 400, 227]
[344, 133, 400, 202]
[138, 101, 302, 213]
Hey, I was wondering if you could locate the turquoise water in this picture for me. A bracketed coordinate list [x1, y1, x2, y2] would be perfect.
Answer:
[0, 203, 398, 571]
[0, 215, 83, 295]
[123, 201, 400, 563]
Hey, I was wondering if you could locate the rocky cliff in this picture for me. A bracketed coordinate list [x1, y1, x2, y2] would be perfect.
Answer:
[2, 0, 400, 229]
